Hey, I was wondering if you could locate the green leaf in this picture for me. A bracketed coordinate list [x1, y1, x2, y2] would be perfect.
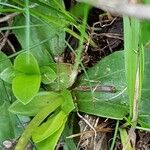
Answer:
[70, 3, 91, 18]
[0, 40, 26, 144]
[61, 122, 77, 150]
[0, 51, 12, 72]
[0, 102, 15, 144]
[123, 17, 141, 117]
[9, 91, 61, 116]
[75, 49, 150, 125]
[13, 75, 41, 104]
[15, 95, 64, 150]
[0, 51, 12, 105]
[13, 52, 40, 74]
[119, 128, 132, 150]
[12, 0, 66, 58]
[0, 77, 17, 144]
[61, 90, 75, 114]
[36, 117, 67, 150]
[143, 0, 150, 3]
[40, 66, 57, 84]
[12, 52, 41, 104]
[141, 21, 150, 44]
[0, 67, 15, 83]
[138, 49, 150, 128]
[0, 80, 9, 106]
[138, 115, 150, 128]
[75, 51, 128, 120]
[13, 19, 54, 65]
[32, 110, 67, 143]
[48, 63, 74, 90]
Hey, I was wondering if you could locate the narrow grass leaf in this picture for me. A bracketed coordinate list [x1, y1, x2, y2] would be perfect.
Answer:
[119, 128, 132, 150]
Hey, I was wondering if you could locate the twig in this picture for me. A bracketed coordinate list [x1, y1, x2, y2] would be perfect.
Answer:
[0, 20, 16, 52]
[7, 39, 16, 53]
[0, 31, 10, 50]
[67, 126, 112, 139]
[0, 13, 18, 23]
[76, 0, 150, 19]
[96, 33, 123, 40]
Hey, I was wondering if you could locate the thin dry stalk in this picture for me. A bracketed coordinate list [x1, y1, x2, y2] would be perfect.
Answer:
[0, 13, 18, 23]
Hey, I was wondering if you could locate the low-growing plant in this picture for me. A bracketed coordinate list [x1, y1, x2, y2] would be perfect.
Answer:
[1, 0, 150, 149]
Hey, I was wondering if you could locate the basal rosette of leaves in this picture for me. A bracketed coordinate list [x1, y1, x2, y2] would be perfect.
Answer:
[1, 48, 150, 149]
[1, 0, 150, 149]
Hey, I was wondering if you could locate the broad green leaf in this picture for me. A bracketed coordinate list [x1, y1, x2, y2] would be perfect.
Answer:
[36, 117, 67, 150]
[32, 110, 67, 143]
[75, 49, 150, 125]
[13, 52, 40, 74]
[9, 91, 61, 116]
[75, 51, 128, 120]
[0, 102, 15, 144]
[40, 66, 57, 84]
[138, 50, 150, 127]
[61, 90, 75, 114]
[12, 75, 41, 104]
[138, 115, 150, 128]
[0, 67, 15, 83]
[12, 52, 41, 104]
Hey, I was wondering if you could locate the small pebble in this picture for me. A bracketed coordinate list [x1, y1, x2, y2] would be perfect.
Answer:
[3, 140, 13, 148]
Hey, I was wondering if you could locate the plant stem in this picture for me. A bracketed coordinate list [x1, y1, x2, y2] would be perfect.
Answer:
[110, 120, 119, 150]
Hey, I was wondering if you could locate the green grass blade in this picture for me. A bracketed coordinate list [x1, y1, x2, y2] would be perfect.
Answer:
[25, 0, 30, 53]
[0, 2, 23, 10]
[119, 128, 132, 150]
[123, 17, 141, 118]
[110, 120, 119, 150]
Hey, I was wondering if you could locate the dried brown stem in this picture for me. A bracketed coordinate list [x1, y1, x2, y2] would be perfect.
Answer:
[0, 13, 18, 23]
